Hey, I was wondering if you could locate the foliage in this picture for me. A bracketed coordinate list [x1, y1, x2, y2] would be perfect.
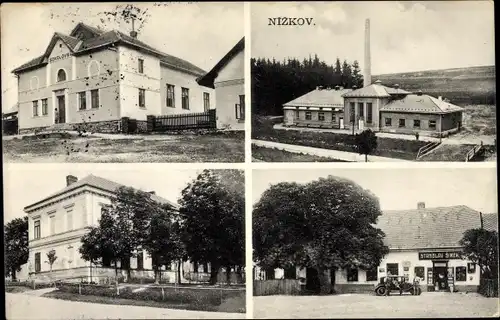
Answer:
[459, 228, 498, 279]
[179, 169, 245, 284]
[46, 250, 58, 272]
[355, 129, 378, 162]
[253, 175, 389, 293]
[4, 217, 29, 280]
[251, 56, 363, 116]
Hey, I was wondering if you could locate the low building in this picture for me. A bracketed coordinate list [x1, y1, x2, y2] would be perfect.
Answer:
[197, 37, 245, 130]
[254, 202, 498, 294]
[283, 86, 352, 129]
[12, 22, 214, 134]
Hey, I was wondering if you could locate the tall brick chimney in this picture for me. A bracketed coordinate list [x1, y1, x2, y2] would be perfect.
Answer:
[363, 18, 372, 87]
[417, 202, 425, 209]
[66, 175, 78, 186]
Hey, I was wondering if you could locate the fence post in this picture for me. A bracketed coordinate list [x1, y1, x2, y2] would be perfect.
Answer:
[147, 115, 155, 133]
[161, 287, 165, 301]
[116, 282, 120, 296]
[209, 109, 217, 129]
[79, 283, 81, 295]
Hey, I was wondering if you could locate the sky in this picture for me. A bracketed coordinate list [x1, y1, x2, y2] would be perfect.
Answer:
[252, 167, 498, 213]
[251, 1, 495, 74]
[1, 2, 244, 112]
[2, 163, 210, 223]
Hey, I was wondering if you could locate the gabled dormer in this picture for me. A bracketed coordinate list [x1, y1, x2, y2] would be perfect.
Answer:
[69, 22, 103, 41]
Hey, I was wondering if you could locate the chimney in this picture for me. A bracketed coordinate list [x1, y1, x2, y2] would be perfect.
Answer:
[130, 30, 138, 39]
[417, 202, 425, 209]
[374, 79, 382, 85]
[479, 212, 484, 229]
[438, 96, 443, 101]
[66, 175, 78, 186]
[363, 18, 372, 87]
[352, 85, 357, 90]
[394, 84, 400, 89]
[417, 90, 423, 96]
[335, 85, 340, 91]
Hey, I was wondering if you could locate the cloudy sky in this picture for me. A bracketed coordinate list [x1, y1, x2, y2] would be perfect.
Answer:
[252, 167, 498, 213]
[1, 2, 244, 112]
[3, 164, 209, 223]
[251, 1, 494, 74]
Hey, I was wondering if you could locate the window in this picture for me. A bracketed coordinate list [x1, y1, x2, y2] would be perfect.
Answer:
[265, 268, 275, 280]
[284, 267, 297, 279]
[305, 111, 312, 120]
[318, 112, 325, 121]
[34, 220, 41, 239]
[455, 267, 466, 282]
[78, 91, 86, 110]
[413, 119, 421, 128]
[32, 101, 39, 117]
[166, 84, 175, 107]
[387, 263, 399, 276]
[385, 118, 392, 126]
[347, 268, 359, 282]
[138, 58, 144, 73]
[67, 210, 73, 231]
[35, 253, 41, 272]
[57, 69, 67, 82]
[429, 120, 436, 129]
[366, 267, 378, 281]
[350, 102, 355, 122]
[136, 252, 144, 270]
[181, 88, 189, 110]
[358, 102, 364, 118]
[138, 89, 145, 108]
[295, 110, 299, 120]
[42, 99, 48, 115]
[203, 92, 210, 111]
[193, 261, 199, 272]
[367, 102, 373, 123]
[91, 89, 99, 109]
[332, 116, 336, 123]
[415, 266, 425, 280]
[203, 263, 209, 273]
[50, 216, 56, 235]
[235, 95, 245, 120]
[399, 119, 406, 128]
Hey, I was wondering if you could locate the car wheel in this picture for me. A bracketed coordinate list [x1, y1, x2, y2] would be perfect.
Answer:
[375, 286, 386, 296]
[417, 287, 422, 295]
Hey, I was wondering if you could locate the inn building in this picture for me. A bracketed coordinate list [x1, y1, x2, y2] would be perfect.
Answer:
[254, 203, 498, 294]
[12, 23, 215, 134]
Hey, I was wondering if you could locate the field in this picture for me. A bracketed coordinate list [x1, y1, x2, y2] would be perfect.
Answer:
[252, 145, 347, 162]
[3, 131, 245, 162]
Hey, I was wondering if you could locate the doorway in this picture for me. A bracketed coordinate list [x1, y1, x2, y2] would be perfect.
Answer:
[433, 261, 449, 291]
[305, 267, 320, 293]
[56, 95, 66, 124]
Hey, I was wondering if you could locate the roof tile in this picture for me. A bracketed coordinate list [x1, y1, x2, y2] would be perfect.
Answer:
[284, 88, 352, 108]
[380, 94, 464, 114]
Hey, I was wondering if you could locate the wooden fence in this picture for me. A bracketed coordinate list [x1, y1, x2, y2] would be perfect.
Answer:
[147, 109, 216, 132]
[2, 118, 18, 135]
[253, 279, 301, 296]
[416, 141, 441, 159]
[465, 142, 484, 162]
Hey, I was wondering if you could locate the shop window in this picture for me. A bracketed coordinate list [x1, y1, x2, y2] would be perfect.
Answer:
[305, 111, 312, 120]
[78, 91, 86, 110]
[429, 120, 436, 129]
[398, 119, 406, 128]
[387, 263, 399, 276]
[367, 103, 373, 123]
[284, 267, 297, 279]
[32, 101, 39, 117]
[366, 267, 378, 281]
[385, 118, 392, 126]
[413, 119, 421, 128]
[42, 99, 48, 115]
[35, 252, 41, 272]
[166, 84, 175, 107]
[347, 268, 358, 282]
[318, 112, 325, 121]
[414, 266, 425, 280]
[57, 69, 67, 82]
[455, 266, 466, 282]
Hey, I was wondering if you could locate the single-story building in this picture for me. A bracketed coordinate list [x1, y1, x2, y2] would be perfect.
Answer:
[12, 22, 215, 134]
[254, 202, 498, 294]
[283, 86, 352, 129]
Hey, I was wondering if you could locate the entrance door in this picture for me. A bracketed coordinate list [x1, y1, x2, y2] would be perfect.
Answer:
[305, 267, 320, 293]
[339, 117, 344, 129]
[433, 262, 448, 290]
[57, 95, 66, 124]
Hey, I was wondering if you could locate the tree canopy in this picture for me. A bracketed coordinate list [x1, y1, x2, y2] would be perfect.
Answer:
[253, 175, 388, 293]
[355, 129, 378, 162]
[4, 217, 29, 280]
[459, 228, 498, 279]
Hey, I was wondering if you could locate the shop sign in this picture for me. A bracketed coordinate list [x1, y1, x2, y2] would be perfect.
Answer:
[418, 251, 463, 260]
[49, 53, 71, 63]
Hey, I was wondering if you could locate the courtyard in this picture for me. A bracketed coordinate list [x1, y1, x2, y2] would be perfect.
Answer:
[253, 292, 499, 319]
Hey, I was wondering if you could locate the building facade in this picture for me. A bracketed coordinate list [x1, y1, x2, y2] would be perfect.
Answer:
[283, 86, 352, 129]
[197, 37, 245, 130]
[13, 23, 214, 134]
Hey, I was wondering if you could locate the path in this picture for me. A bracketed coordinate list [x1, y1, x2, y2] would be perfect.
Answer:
[252, 140, 409, 162]
[6, 292, 244, 319]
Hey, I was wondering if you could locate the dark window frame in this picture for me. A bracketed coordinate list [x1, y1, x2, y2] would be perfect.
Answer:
[455, 266, 466, 282]
[318, 112, 325, 121]
[366, 102, 373, 123]
[35, 252, 41, 272]
[366, 267, 378, 281]
[347, 268, 359, 282]
[181, 87, 190, 110]
[358, 102, 364, 118]
[305, 111, 312, 120]
[429, 120, 437, 129]
[57, 69, 67, 82]
[166, 84, 175, 108]
[32, 101, 39, 117]
[413, 119, 421, 128]
[78, 91, 87, 110]
[42, 99, 48, 115]
[136, 252, 144, 270]
[138, 58, 144, 74]
[415, 266, 425, 280]
[138, 89, 146, 108]
[34, 220, 41, 239]
[387, 263, 399, 276]
[203, 92, 210, 111]
[385, 117, 392, 126]
[235, 95, 245, 120]
[398, 119, 406, 128]
[90, 89, 99, 109]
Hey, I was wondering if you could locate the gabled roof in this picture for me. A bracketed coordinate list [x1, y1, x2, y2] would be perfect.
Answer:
[380, 94, 464, 114]
[342, 81, 412, 98]
[24, 174, 178, 211]
[197, 37, 244, 89]
[13, 23, 206, 77]
[483, 213, 499, 232]
[283, 87, 352, 108]
[376, 205, 482, 250]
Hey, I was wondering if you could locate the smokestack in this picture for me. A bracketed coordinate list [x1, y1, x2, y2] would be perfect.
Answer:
[364, 18, 372, 87]
[417, 202, 425, 209]
[66, 175, 78, 186]
[480, 212, 484, 229]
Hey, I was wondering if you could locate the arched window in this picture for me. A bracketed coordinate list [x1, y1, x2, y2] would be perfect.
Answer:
[87, 60, 100, 77]
[57, 69, 67, 82]
[30, 76, 39, 90]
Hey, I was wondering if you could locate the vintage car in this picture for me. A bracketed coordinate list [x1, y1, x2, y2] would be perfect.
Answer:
[374, 275, 422, 296]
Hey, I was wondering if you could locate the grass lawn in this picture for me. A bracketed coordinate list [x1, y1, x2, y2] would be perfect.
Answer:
[462, 104, 496, 136]
[42, 289, 245, 313]
[3, 132, 244, 162]
[5, 286, 34, 293]
[418, 144, 476, 161]
[252, 145, 348, 162]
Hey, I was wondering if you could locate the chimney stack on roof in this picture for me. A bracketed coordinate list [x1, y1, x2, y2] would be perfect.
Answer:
[130, 30, 138, 39]
[364, 18, 372, 87]
[352, 85, 357, 90]
[335, 85, 340, 91]
[66, 175, 78, 186]
[438, 96, 443, 101]
[394, 84, 400, 89]
[374, 79, 382, 85]
[417, 202, 426, 209]
[417, 90, 423, 96]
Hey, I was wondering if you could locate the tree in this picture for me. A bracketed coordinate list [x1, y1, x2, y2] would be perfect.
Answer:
[459, 228, 498, 279]
[253, 175, 389, 294]
[351, 60, 363, 88]
[45, 250, 58, 274]
[4, 217, 29, 280]
[179, 169, 245, 285]
[355, 129, 378, 162]
[341, 60, 352, 88]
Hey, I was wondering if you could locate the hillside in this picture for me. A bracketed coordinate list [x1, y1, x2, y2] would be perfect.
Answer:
[373, 65, 496, 105]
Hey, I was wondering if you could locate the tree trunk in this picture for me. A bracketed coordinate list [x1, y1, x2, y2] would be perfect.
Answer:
[154, 265, 159, 284]
[11, 267, 17, 281]
[365, 154, 368, 162]
[209, 261, 221, 285]
[316, 267, 331, 295]
[177, 260, 182, 284]
[226, 265, 232, 285]
[236, 266, 243, 284]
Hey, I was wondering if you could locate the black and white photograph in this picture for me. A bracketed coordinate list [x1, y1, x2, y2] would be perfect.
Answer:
[4, 164, 245, 319]
[2, 2, 245, 162]
[251, 1, 496, 162]
[252, 167, 498, 318]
